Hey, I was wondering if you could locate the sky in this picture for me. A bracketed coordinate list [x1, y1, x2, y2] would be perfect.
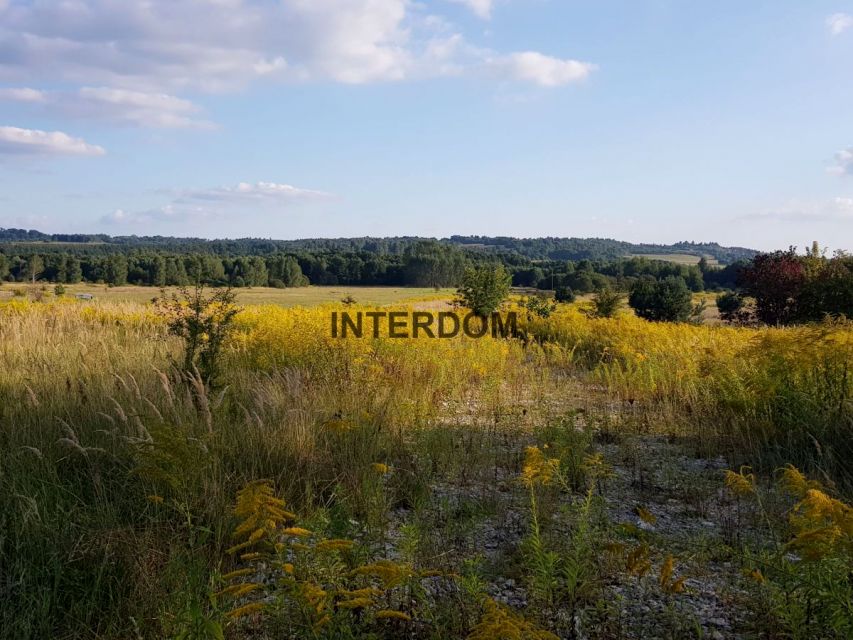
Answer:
[0, 0, 852, 251]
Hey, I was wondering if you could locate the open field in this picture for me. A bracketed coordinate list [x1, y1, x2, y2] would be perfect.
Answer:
[0, 283, 453, 306]
[0, 296, 850, 639]
[630, 253, 719, 266]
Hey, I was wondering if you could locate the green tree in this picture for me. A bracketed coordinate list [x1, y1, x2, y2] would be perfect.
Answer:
[151, 255, 167, 287]
[26, 254, 44, 284]
[628, 276, 693, 322]
[66, 257, 83, 284]
[105, 255, 128, 286]
[456, 264, 512, 318]
[555, 286, 575, 303]
[155, 284, 240, 387]
[716, 291, 745, 323]
[588, 288, 623, 318]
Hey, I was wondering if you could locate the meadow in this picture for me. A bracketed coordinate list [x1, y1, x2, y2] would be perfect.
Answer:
[628, 253, 719, 266]
[0, 283, 453, 306]
[0, 294, 850, 639]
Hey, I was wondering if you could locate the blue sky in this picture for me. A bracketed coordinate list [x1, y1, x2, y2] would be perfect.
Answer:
[0, 0, 852, 251]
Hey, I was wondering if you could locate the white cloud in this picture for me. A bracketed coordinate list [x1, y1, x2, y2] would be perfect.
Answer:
[0, 126, 106, 156]
[0, 87, 47, 102]
[175, 181, 332, 204]
[0, 0, 410, 90]
[102, 181, 331, 225]
[742, 197, 853, 222]
[827, 13, 853, 36]
[490, 51, 597, 87]
[0, 86, 214, 129]
[828, 147, 853, 175]
[0, 1, 595, 90]
[447, 0, 494, 20]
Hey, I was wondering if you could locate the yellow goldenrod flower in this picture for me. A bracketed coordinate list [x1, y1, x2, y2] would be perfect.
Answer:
[337, 597, 374, 609]
[226, 602, 265, 619]
[375, 609, 412, 621]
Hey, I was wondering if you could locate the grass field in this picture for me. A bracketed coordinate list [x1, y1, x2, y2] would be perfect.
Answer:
[0, 283, 453, 306]
[629, 253, 719, 266]
[1, 289, 850, 639]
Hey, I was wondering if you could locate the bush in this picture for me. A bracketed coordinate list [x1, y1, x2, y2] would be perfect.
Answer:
[628, 276, 693, 322]
[54, 284, 66, 297]
[587, 288, 623, 318]
[154, 284, 240, 386]
[522, 295, 557, 319]
[555, 287, 575, 303]
[456, 264, 512, 318]
[716, 291, 745, 322]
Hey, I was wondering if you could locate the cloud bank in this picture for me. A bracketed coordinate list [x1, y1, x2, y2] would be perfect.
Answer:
[102, 181, 332, 225]
[0, 126, 105, 156]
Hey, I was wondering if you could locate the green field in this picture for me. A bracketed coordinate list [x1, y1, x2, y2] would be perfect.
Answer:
[0, 283, 452, 306]
[629, 253, 718, 266]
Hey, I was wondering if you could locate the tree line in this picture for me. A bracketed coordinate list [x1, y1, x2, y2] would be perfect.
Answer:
[0, 228, 756, 262]
[0, 242, 724, 292]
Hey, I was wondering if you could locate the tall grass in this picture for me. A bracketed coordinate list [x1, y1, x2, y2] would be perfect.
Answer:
[519, 304, 853, 489]
[0, 298, 850, 637]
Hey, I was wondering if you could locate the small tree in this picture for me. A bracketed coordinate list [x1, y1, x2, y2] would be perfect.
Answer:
[588, 288, 623, 318]
[737, 250, 805, 326]
[521, 294, 557, 319]
[628, 276, 693, 322]
[456, 264, 512, 318]
[155, 283, 240, 386]
[26, 254, 44, 285]
[555, 287, 575, 303]
[716, 291, 745, 323]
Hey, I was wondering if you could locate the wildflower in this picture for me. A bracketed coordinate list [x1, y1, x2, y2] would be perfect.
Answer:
[521, 446, 560, 488]
[299, 582, 328, 614]
[626, 543, 651, 577]
[635, 505, 657, 525]
[146, 494, 164, 504]
[315, 538, 355, 553]
[216, 582, 261, 599]
[282, 527, 312, 538]
[581, 452, 614, 483]
[745, 568, 765, 583]
[375, 609, 412, 621]
[658, 555, 685, 593]
[724, 466, 755, 497]
[372, 462, 390, 474]
[779, 464, 821, 498]
[352, 559, 414, 588]
[337, 597, 374, 609]
[467, 598, 559, 640]
[226, 602, 265, 619]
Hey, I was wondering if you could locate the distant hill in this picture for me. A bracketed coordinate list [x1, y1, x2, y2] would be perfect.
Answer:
[0, 228, 757, 265]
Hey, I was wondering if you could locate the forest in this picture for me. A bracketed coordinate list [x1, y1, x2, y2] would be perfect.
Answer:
[0, 230, 750, 292]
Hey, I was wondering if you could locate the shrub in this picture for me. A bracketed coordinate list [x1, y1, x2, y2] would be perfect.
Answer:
[155, 283, 240, 386]
[555, 287, 575, 303]
[716, 291, 746, 323]
[628, 276, 693, 322]
[587, 288, 623, 318]
[456, 264, 512, 318]
[522, 295, 557, 319]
